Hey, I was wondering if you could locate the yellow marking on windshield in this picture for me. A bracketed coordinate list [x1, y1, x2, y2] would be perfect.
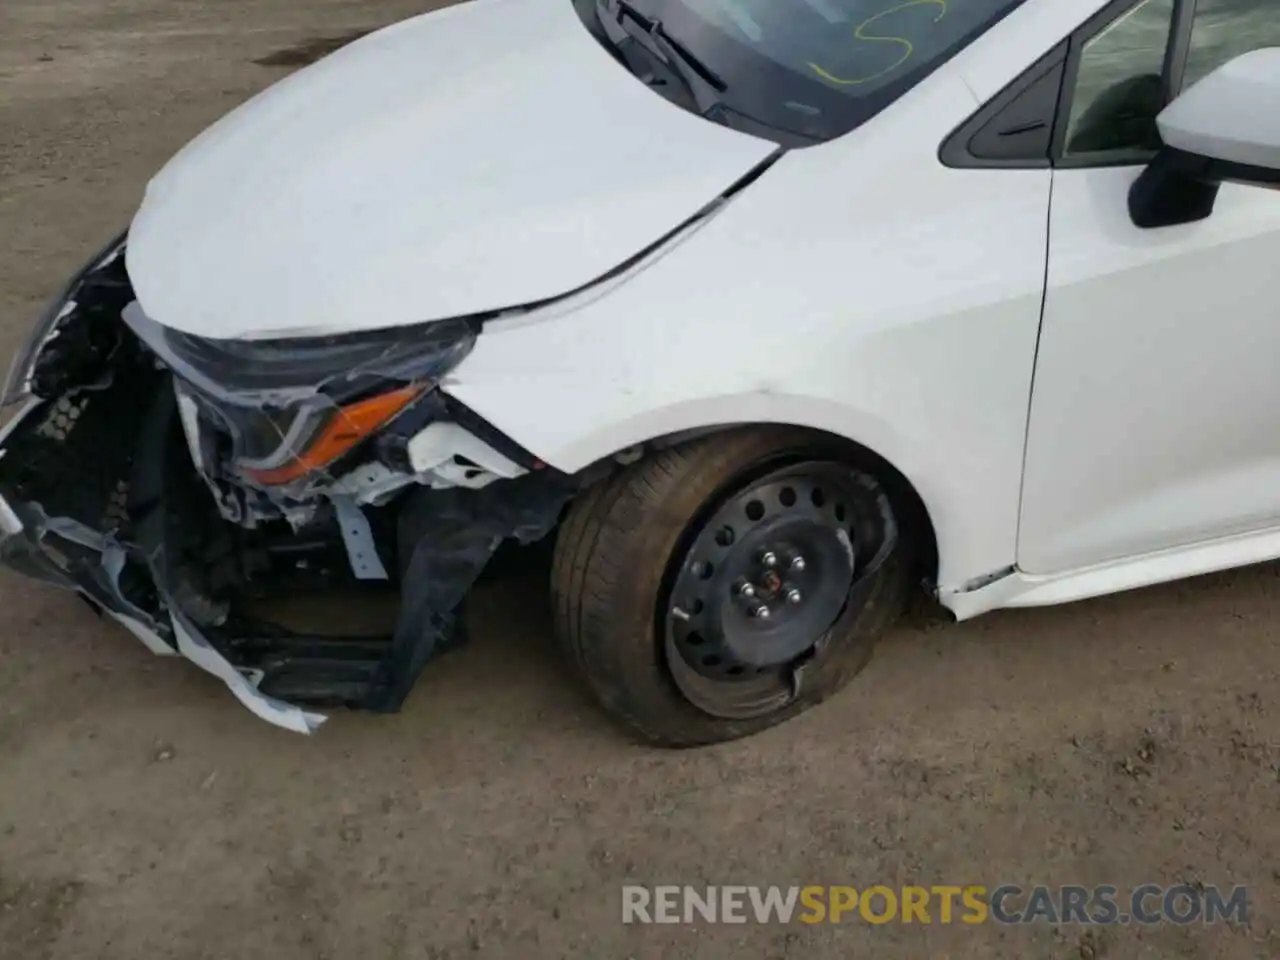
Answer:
[809, 0, 948, 86]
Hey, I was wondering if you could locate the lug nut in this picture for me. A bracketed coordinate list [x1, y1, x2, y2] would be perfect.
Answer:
[790, 555, 806, 572]
[761, 551, 778, 568]
[671, 606, 691, 622]
[752, 604, 772, 620]
[738, 581, 756, 598]
[786, 588, 803, 605]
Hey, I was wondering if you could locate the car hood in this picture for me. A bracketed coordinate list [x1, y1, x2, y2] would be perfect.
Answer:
[126, 0, 775, 341]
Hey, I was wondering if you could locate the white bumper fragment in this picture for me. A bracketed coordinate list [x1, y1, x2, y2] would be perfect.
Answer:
[170, 614, 328, 734]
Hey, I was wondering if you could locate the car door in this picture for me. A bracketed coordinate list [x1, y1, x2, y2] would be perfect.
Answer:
[1016, 0, 1280, 575]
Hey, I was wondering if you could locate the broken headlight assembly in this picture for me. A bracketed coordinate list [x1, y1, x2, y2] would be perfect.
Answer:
[120, 304, 478, 493]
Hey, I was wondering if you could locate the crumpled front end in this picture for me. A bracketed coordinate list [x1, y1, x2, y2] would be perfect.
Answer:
[0, 237, 580, 733]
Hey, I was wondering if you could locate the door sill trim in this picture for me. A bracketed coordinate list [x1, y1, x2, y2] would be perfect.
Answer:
[938, 524, 1280, 620]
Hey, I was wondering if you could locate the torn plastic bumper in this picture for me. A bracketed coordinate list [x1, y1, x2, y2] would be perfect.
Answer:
[0, 238, 579, 734]
[0, 384, 329, 733]
[0, 354, 576, 733]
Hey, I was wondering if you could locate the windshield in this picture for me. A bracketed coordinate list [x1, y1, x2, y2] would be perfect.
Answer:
[582, 0, 1028, 144]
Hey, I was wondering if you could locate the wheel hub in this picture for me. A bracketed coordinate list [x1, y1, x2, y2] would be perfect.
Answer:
[666, 464, 858, 684]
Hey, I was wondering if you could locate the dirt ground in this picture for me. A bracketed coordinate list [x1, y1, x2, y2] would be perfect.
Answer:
[0, 2, 1277, 958]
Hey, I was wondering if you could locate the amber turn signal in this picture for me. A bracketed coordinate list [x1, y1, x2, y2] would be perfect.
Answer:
[243, 383, 427, 486]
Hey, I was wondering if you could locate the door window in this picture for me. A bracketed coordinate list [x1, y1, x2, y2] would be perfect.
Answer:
[1182, 0, 1280, 90]
[1061, 0, 1176, 159]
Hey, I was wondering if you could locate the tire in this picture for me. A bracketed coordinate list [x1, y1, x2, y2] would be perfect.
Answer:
[550, 426, 919, 747]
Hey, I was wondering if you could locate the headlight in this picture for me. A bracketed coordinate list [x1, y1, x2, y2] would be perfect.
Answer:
[122, 303, 477, 487]
[2, 233, 130, 407]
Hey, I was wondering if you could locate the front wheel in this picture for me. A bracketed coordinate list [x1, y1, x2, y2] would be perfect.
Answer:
[550, 427, 918, 747]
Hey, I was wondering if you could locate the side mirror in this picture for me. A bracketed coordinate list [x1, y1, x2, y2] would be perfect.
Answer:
[1129, 48, 1280, 229]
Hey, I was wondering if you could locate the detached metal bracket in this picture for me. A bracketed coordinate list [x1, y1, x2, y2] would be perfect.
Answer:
[331, 494, 390, 581]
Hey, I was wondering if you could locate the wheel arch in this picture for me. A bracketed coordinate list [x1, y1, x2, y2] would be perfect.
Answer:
[553, 401, 944, 589]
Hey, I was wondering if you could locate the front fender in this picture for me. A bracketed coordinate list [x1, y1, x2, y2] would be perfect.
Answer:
[446, 366, 1009, 593]
[444, 79, 1047, 592]
[448, 380, 959, 561]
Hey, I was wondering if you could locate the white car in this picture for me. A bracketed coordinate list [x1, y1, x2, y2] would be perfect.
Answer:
[2, 0, 1278, 744]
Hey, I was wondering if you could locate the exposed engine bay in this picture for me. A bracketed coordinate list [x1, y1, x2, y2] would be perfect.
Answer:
[0, 236, 587, 732]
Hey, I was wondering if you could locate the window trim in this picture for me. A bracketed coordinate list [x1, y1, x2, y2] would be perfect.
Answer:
[938, 41, 1068, 169]
[1050, 0, 1195, 169]
[938, 0, 1203, 171]
[1162, 0, 1197, 100]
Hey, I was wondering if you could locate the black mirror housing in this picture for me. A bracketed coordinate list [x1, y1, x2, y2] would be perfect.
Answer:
[1129, 146, 1280, 229]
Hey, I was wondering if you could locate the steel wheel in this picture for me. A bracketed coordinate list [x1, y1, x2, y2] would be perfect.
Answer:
[551, 427, 915, 747]
[662, 459, 895, 720]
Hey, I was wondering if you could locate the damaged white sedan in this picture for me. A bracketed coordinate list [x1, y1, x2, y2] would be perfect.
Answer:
[3, 0, 1280, 744]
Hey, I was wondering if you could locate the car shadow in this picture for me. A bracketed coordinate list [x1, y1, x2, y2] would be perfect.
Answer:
[252, 30, 377, 68]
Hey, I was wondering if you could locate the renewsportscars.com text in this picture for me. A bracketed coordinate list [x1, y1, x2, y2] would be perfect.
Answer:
[621, 884, 1249, 926]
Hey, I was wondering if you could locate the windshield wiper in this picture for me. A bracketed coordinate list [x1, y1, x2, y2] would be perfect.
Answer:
[614, 0, 727, 91]
[596, 0, 728, 114]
